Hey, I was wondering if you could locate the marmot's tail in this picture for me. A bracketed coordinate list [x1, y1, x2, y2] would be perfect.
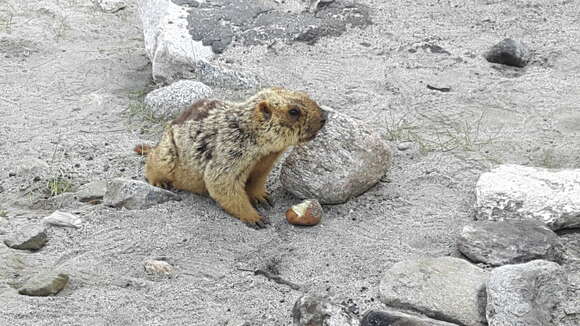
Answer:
[134, 144, 153, 156]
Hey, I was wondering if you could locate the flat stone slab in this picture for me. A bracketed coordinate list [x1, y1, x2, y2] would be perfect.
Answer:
[361, 310, 459, 326]
[457, 220, 563, 266]
[104, 178, 180, 209]
[486, 260, 568, 326]
[475, 164, 580, 230]
[379, 257, 488, 326]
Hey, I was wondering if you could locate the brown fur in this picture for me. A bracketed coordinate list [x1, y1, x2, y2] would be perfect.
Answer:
[136, 87, 327, 227]
[172, 99, 218, 125]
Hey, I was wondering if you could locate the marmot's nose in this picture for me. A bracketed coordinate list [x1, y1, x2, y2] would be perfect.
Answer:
[320, 110, 329, 125]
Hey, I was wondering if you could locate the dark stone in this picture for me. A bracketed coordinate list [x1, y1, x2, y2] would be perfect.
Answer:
[426, 84, 451, 92]
[4, 225, 48, 251]
[19, 272, 69, 296]
[484, 38, 530, 68]
[184, 0, 371, 52]
[457, 220, 563, 266]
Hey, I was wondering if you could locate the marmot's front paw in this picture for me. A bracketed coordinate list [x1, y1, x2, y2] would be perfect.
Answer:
[152, 180, 172, 190]
[249, 190, 274, 208]
[242, 214, 271, 229]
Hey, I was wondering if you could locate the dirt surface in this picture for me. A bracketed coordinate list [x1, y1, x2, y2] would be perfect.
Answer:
[0, 0, 579, 325]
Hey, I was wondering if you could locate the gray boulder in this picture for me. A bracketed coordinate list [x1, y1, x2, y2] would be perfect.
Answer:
[457, 220, 563, 266]
[379, 257, 488, 326]
[293, 294, 359, 326]
[360, 310, 458, 326]
[486, 260, 567, 326]
[103, 178, 180, 209]
[475, 164, 580, 230]
[280, 108, 392, 204]
[4, 225, 48, 251]
[18, 271, 69, 296]
[484, 38, 530, 68]
[144, 80, 212, 120]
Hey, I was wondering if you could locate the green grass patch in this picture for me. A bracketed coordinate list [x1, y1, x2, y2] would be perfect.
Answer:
[46, 177, 72, 197]
[384, 110, 502, 154]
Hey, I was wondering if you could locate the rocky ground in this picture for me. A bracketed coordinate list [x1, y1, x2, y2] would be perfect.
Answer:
[1, 0, 579, 325]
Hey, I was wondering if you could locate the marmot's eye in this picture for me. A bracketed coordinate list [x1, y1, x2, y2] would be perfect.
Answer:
[288, 108, 301, 117]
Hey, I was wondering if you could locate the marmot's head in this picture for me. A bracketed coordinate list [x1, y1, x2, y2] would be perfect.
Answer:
[253, 87, 327, 148]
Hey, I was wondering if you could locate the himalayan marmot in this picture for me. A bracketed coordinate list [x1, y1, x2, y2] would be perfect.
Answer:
[135, 87, 327, 228]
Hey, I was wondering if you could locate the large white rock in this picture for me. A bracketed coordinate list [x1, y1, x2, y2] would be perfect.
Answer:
[138, 0, 257, 89]
[475, 164, 580, 230]
[139, 0, 213, 83]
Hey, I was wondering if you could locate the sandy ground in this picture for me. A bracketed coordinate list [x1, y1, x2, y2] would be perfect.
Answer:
[0, 0, 579, 325]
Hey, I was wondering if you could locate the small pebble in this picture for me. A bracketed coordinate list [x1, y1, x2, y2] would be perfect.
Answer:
[144, 259, 174, 276]
[397, 142, 412, 151]
[286, 199, 323, 226]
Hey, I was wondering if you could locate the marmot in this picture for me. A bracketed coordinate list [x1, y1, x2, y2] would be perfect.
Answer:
[135, 87, 327, 228]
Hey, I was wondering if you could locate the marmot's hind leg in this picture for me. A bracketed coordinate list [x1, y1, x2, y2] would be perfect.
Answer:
[171, 164, 207, 194]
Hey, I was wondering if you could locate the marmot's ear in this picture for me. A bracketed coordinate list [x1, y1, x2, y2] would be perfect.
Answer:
[257, 101, 272, 121]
